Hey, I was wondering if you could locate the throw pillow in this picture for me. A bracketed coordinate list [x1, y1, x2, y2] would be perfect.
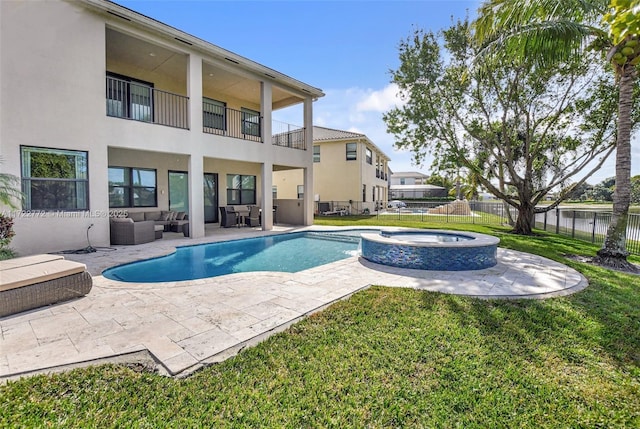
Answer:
[176, 211, 186, 220]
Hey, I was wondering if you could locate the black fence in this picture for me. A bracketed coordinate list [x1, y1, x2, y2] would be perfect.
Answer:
[316, 199, 640, 256]
[535, 208, 640, 256]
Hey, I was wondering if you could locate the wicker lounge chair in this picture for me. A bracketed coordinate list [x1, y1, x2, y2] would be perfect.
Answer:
[0, 255, 92, 317]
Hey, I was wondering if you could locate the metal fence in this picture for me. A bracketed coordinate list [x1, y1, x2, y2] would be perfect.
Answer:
[535, 208, 640, 256]
[315, 199, 640, 256]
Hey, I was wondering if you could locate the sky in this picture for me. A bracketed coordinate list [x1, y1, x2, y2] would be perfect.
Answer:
[114, 0, 637, 185]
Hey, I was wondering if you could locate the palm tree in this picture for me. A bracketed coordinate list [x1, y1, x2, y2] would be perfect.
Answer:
[0, 159, 22, 209]
[473, 0, 639, 268]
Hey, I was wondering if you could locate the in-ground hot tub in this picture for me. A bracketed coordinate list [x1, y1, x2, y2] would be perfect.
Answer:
[360, 229, 499, 271]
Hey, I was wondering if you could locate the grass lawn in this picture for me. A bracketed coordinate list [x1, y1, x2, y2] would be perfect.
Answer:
[1, 220, 639, 427]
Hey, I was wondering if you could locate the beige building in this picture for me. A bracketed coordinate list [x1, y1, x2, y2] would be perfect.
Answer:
[0, 0, 323, 255]
[273, 127, 390, 214]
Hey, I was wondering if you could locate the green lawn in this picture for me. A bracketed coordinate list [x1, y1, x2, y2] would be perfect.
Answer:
[1, 220, 639, 428]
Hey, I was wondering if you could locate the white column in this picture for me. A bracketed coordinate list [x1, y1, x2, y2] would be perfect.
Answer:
[260, 81, 274, 230]
[302, 96, 314, 225]
[187, 53, 204, 238]
[261, 161, 273, 229]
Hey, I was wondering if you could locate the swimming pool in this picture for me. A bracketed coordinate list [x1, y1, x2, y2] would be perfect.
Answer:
[103, 231, 365, 283]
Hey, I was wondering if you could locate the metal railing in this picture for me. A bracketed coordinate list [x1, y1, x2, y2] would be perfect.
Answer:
[106, 76, 189, 129]
[272, 121, 306, 150]
[535, 208, 640, 255]
[202, 101, 262, 142]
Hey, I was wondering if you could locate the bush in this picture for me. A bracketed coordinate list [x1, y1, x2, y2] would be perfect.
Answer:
[0, 213, 16, 253]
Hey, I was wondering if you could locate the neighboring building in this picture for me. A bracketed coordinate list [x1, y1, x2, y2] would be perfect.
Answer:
[390, 172, 448, 199]
[0, 0, 323, 255]
[273, 126, 391, 214]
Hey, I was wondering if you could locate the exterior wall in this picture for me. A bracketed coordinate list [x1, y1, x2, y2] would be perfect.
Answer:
[313, 141, 361, 201]
[1, 0, 319, 255]
[272, 170, 304, 200]
[1, 0, 110, 255]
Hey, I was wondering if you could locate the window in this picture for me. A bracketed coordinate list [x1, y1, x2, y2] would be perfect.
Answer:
[372, 187, 376, 202]
[346, 143, 357, 161]
[106, 73, 153, 122]
[400, 178, 406, 185]
[272, 185, 277, 200]
[21, 146, 88, 211]
[313, 145, 320, 163]
[203, 98, 226, 131]
[362, 184, 366, 202]
[108, 167, 157, 208]
[297, 185, 304, 199]
[227, 174, 256, 205]
[241, 108, 261, 137]
[366, 148, 372, 165]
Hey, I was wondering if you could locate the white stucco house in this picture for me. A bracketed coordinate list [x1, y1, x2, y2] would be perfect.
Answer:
[389, 172, 447, 199]
[0, 0, 324, 255]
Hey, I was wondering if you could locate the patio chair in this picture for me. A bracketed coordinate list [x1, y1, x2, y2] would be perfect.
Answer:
[219, 206, 239, 228]
[245, 205, 260, 227]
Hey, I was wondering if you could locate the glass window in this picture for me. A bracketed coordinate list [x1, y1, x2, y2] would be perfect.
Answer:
[346, 142, 357, 161]
[362, 184, 366, 202]
[313, 145, 320, 163]
[203, 98, 226, 130]
[297, 185, 304, 199]
[109, 167, 157, 208]
[241, 108, 261, 137]
[106, 73, 153, 123]
[366, 148, 372, 165]
[272, 185, 277, 200]
[21, 146, 89, 211]
[226, 174, 256, 205]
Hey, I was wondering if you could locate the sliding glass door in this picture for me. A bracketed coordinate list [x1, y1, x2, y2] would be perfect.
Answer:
[168, 171, 189, 213]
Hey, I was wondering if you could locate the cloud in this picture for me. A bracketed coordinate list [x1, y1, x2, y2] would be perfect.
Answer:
[356, 84, 403, 113]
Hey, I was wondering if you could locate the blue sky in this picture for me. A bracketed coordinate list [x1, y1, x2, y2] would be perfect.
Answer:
[114, 0, 634, 184]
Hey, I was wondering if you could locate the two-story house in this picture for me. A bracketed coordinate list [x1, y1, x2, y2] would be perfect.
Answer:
[0, 0, 324, 255]
[273, 126, 390, 214]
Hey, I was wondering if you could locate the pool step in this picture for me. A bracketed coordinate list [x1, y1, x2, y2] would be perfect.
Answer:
[305, 232, 361, 244]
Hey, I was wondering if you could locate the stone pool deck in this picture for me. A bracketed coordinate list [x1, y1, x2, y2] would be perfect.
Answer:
[0, 226, 587, 381]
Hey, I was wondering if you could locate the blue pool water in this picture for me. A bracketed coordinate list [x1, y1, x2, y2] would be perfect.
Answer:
[103, 231, 365, 283]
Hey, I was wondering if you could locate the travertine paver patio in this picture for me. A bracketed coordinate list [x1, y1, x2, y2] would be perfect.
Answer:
[0, 226, 587, 381]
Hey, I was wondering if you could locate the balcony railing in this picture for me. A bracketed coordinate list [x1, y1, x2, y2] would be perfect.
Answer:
[272, 120, 306, 150]
[202, 100, 262, 142]
[106, 76, 189, 129]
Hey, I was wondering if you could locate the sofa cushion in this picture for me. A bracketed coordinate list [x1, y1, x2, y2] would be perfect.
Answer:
[128, 212, 145, 222]
[144, 211, 162, 221]
[0, 260, 87, 292]
[160, 211, 172, 221]
[176, 211, 186, 220]
[112, 217, 134, 223]
[0, 254, 64, 271]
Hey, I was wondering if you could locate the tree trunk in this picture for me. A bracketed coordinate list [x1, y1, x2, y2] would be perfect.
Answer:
[596, 66, 636, 268]
[512, 202, 534, 235]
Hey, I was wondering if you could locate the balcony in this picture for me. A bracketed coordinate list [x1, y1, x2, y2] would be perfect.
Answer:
[106, 76, 189, 129]
[272, 120, 306, 150]
[202, 99, 262, 142]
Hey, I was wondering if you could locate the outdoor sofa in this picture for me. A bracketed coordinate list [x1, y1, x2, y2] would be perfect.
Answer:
[0, 254, 92, 317]
[110, 210, 190, 244]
